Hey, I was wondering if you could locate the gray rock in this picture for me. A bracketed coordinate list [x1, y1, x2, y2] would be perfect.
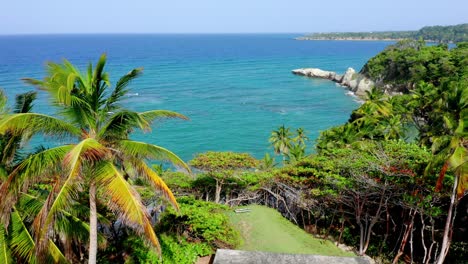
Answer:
[291, 67, 375, 99]
[348, 80, 358, 91]
[341, 68, 356, 86]
[333, 74, 343, 82]
[355, 78, 374, 97]
[213, 249, 370, 264]
[292, 68, 336, 79]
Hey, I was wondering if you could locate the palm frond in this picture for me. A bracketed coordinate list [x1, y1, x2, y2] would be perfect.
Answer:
[89, 54, 110, 110]
[0, 89, 8, 114]
[43, 138, 107, 229]
[0, 167, 7, 183]
[0, 223, 12, 264]
[0, 113, 80, 138]
[48, 239, 69, 264]
[33, 178, 63, 258]
[126, 158, 179, 210]
[0, 146, 72, 225]
[9, 209, 68, 264]
[104, 68, 143, 112]
[14, 91, 37, 114]
[98, 110, 144, 139]
[9, 210, 36, 263]
[18, 193, 47, 222]
[34, 139, 107, 258]
[139, 110, 189, 126]
[118, 140, 189, 172]
[95, 161, 161, 253]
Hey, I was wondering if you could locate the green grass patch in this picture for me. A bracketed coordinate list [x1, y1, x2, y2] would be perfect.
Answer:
[227, 205, 354, 257]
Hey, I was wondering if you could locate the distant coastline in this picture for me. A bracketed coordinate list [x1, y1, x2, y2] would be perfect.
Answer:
[296, 23, 468, 43]
[295, 37, 404, 41]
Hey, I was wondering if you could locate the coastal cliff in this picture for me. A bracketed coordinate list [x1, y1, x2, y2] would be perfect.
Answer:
[292, 67, 375, 98]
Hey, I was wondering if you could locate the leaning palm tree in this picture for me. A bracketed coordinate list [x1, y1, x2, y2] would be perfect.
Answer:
[0, 54, 189, 263]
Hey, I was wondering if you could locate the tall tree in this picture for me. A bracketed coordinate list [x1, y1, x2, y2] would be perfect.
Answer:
[190, 152, 258, 204]
[432, 113, 467, 264]
[269, 125, 293, 162]
[0, 54, 189, 263]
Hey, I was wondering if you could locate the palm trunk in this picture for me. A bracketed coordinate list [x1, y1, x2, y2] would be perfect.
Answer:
[436, 174, 459, 264]
[215, 179, 222, 204]
[89, 183, 98, 264]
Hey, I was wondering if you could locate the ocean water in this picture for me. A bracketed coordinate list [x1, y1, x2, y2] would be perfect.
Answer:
[0, 34, 392, 161]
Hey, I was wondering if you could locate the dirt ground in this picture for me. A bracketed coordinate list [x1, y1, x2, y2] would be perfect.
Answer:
[196, 255, 214, 264]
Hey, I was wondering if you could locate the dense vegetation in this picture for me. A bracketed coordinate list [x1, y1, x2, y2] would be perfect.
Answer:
[360, 40, 467, 91]
[161, 40, 467, 263]
[299, 23, 468, 43]
[0, 39, 466, 263]
[0, 56, 194, 263]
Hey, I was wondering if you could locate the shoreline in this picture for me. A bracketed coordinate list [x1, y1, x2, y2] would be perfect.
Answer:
[295, 37, 447, 43]
[295, 37, 403, 41]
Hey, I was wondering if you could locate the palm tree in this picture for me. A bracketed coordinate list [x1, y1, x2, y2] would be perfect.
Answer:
[0, 54, 189, 263]
[287, 144, 306, 164]
[431, 115, 467, 264]
[294, 127, 309, 146]
[381, 115, 405, 140]
[431, 93, 467, 264]
[259, 153, 277, 170]
[0, 90, 69, 263]
[316, 123, 362, 152]
[269, 125, 293, 162]
[363, 87, 392, 117]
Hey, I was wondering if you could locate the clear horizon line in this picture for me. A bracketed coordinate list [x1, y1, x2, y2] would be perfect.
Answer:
[0, 32, 310, 37]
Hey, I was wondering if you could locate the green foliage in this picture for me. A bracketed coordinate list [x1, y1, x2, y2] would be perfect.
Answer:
[161, 171, 194, 191]
[259, 153, 277, 170]
[122, 234, 211, 264]
[234, 171, 273, 191]
[158, 197, 241, 249]
[301, 23, 468, 43]
[98, 233, 211, 264]
[360, 40, 466, 88]
[190, 152, 258, 172]
[281, 140, 431, 190]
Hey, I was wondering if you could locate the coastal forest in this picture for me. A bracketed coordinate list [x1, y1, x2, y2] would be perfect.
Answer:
[298, 23, 468, 43]
[0, 39, 467, 264]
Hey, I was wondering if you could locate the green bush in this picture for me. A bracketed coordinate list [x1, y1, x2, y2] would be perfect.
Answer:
[102, 234, 211, 264]
[158, 196, 241, 249]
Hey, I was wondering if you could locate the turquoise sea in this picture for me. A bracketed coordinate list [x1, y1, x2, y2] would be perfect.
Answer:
[0, 34, 393, 161]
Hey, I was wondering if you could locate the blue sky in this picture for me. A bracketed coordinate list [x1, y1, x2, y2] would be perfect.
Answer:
[2, 0, 467, 34]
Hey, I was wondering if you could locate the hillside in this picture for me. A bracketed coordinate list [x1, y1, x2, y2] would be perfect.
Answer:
[297, 23, 468, 43]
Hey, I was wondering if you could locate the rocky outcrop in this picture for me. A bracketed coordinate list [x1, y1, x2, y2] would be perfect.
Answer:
[292, 67, 375, 98]
[291, 68, 343, 82]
